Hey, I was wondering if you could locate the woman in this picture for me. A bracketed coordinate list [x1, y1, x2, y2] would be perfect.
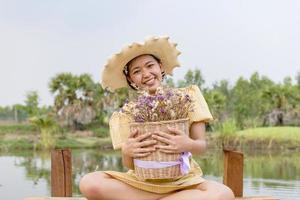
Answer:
[79, 36, 234, 200]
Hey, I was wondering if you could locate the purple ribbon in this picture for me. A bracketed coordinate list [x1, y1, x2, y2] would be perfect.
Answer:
[134, 152, 192, 175]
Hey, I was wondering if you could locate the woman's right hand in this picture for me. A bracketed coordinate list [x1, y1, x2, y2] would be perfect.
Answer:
[122, 129, 157, 158]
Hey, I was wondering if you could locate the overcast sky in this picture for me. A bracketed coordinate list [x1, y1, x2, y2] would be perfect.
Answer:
[1, 0, 300, 106]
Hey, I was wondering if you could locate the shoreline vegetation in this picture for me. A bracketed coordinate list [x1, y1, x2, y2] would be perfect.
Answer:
[1, 70, 300, 152]
[0, 123, 299, 151]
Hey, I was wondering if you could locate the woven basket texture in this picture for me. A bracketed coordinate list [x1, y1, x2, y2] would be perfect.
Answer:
[130, 118, 189, 180]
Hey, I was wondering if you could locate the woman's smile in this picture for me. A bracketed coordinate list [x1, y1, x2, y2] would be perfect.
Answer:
[143, 77, 155, 85]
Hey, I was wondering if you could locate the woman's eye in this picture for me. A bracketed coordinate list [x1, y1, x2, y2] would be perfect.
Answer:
[147, 64, 153, 68]
[133, 70, 140, 74]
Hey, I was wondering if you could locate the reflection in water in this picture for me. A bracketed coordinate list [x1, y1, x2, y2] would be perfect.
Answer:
[1, 149, 299, 200]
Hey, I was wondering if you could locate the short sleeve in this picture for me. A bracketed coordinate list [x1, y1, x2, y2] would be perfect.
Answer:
[186, 85, 213, 123]
[109, 112, 132, 150]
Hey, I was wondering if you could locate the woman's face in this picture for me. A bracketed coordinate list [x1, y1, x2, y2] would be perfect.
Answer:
[127, 54, 163, 94]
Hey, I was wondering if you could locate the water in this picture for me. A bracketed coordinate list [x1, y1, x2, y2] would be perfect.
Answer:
[0, 149, 299, 200]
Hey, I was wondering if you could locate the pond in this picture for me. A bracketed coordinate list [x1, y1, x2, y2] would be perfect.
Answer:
[0, 149, 299, 200]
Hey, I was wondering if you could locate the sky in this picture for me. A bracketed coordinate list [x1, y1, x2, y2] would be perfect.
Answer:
[0, 0, 300, 106]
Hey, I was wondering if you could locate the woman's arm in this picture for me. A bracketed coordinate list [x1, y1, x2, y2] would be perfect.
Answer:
[121, 149, 134, 170]
[121, 130, 157, 170]
[186, 121, 207, 155]
[152, 121, 207, 155]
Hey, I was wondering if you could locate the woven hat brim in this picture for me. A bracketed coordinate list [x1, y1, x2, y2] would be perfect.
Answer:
[101, 36, 181, 91]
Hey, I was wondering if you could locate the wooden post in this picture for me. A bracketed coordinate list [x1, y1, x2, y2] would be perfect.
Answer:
[223, 149, 244, 197]
[51, 149, 72, 197]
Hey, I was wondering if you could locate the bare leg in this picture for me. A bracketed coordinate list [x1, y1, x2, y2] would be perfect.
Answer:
[79, 171, 168, 200]
[159, 180, 234, 200]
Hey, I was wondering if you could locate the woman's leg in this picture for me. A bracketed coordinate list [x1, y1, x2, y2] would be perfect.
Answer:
[79, 171, 168, 200]
[159, 180, 235, 200]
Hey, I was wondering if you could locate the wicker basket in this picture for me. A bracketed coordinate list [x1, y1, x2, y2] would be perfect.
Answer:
[129, 118, 189, 180]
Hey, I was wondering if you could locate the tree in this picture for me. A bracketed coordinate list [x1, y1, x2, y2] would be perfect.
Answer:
[30, 114, 58, 149]
[178, 69, 205, 90]
[24, 91, 39, 117]
[205, 90, 226, 122]
[164, 76, 175, 87]
[49, 73, 98, 129]
[296, 72, 300, 89]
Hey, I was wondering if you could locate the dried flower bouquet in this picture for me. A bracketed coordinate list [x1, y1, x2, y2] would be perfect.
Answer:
[121, 86, 194, 180]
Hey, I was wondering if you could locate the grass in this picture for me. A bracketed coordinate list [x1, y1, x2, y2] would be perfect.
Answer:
[237, 126, 300, 141]
[1, 123, 299, 150]
[0, 123, 112, 151]
[0, 138, 35, 150]
[0, 124, 37, 135]
[236, 126, 300, 149]
[213, 126, 300, 150]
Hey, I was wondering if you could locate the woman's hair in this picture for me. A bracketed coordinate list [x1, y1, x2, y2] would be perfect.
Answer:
[123, 54, 165, 90]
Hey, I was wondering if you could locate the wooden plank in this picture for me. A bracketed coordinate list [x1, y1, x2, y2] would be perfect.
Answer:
[25, 196, 278, 200]
[51, 149, 72, 197]
[63, 149, 72, 196]
[223, 149, 244, 197]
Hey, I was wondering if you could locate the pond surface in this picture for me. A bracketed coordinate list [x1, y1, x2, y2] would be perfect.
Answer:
[0, 149, 299, 200]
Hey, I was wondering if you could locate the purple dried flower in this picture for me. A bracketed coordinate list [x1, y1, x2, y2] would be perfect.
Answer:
[185, 94, 192, 102]
[160, 107, 166, 114]
[166, 90, 174, 98]
[120, 87, 194, 122]
[135, 115, 145, 122]
[157, 94, 165, 101]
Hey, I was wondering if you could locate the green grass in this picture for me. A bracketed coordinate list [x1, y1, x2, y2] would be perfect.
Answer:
[237, 126, 300, 141]
[0, 138, 35, 150]
[0, 124, 37, 135]
[0, 137, 113, 151]
[236, 126, 300, 148]
[212, 126, 300, 150]
[55, 137, 112, 149]
[84, 122, 109, 138]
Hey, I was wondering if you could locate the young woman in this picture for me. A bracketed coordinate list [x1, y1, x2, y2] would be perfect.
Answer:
[79, 36, 235, 200]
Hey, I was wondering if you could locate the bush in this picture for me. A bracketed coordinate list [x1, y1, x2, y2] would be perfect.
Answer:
[216, 118, 238, 148]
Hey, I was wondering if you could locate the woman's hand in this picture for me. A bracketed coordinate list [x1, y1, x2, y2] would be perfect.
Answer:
[122, 129, 157, 158]
[151, 127, 193, 154]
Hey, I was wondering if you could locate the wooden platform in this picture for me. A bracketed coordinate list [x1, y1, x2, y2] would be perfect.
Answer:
[25, 196, 278, 200]
[25, 149, 278, 200]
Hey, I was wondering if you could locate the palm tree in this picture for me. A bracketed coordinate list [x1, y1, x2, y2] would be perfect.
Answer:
[49, 73, 98, 129]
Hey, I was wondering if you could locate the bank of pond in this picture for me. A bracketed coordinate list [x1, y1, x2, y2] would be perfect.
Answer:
[0, 124, 299, 151]
[0, 148, 299, 199]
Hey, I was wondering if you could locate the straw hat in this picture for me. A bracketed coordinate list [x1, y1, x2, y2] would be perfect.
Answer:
[101, 36, 181, 91]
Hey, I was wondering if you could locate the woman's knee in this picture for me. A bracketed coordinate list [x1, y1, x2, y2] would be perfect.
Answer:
[197, 181, 235, 200]
[213, 184, 234, 200]
[212, 184, 235, 200]
[79, 172, 110, 199]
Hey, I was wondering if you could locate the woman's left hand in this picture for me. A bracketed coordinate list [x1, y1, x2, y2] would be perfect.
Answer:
[152, 127, 192, 154]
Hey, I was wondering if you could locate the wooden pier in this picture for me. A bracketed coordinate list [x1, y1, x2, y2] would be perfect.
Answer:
[25, 149, 278, 200]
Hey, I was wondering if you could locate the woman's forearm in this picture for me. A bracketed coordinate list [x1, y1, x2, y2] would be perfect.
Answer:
[122, 151, 134, 170]
[186, 138, 207, 155]
[187, 122, 207, 155]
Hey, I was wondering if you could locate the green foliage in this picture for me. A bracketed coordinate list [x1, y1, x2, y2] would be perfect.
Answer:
[164, 76, 175, 87]
[204, 90, 226, 123]
[237, 126, 300, 143]
[178, 69, 205, 90]
[216, 119, 238, 148]
[85, 124, 109, 138]
[3, 69, 300, 135]
[24, 91, 39, 116]
[296, 71, 300, 90]
[30, 115, 59, 149]
[49, 73, 103, 128]
[0, 138, 35, 150]
[0, 124, 37, 135]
